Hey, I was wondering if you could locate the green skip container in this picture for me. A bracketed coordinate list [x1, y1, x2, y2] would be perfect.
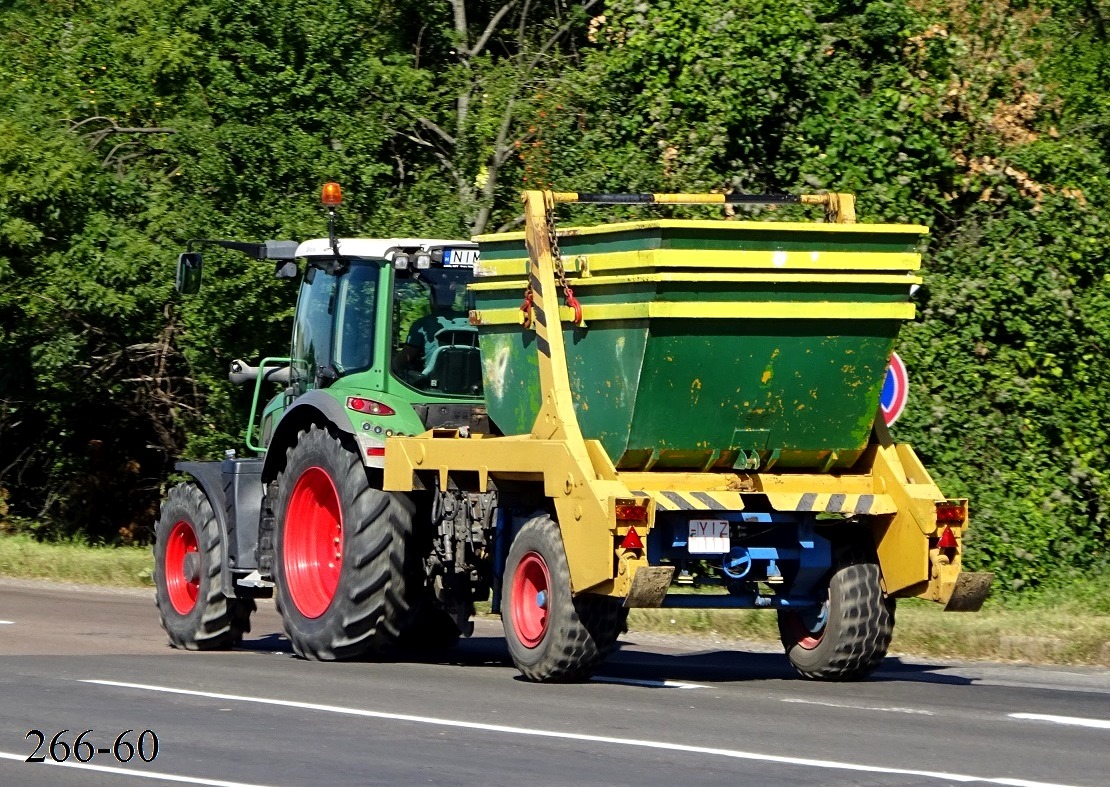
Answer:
[470, 218, 927, 472]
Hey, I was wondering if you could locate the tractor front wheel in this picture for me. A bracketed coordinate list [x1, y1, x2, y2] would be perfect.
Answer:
[273, 425, 415, 660]
[154, 483, 254, 650]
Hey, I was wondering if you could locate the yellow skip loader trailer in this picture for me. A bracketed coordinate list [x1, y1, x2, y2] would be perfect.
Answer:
[160, 186, 992, 683]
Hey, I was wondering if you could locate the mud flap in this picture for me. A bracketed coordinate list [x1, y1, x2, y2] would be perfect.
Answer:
[622, 566, 675, 608]
[943, 572, 994, 612]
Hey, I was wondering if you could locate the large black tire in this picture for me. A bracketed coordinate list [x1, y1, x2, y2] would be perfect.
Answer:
[777, 543, 895, 680]
[154, 483, 254, 650]
[501, 514, 626, 682]
[273, 425, 415, 661]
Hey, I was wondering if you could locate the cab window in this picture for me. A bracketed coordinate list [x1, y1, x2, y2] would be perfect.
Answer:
[390, 270, 482, 397]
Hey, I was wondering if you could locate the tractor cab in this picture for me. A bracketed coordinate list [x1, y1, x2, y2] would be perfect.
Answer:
[177, 183, 486, 461]
[286, 236, 482, 399]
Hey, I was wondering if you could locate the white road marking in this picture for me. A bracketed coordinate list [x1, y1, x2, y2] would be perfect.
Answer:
[591, 676, 707, 689]
[1009, 713, 1110, 730]
[0, 751, 271, 786]
[781, 697, 934, 715]
[83, 679, 1077, 787]
[0, 621, 14, 625]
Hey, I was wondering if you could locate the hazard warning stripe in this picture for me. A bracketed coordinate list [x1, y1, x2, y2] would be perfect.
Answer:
[766, 492, 897, 515]
[630, 490, 747, 513]
[627, 490, 894, 515]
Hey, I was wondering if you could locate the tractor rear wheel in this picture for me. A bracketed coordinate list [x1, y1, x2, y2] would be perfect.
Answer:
[502, 514, 625, 682]
[154, 483, 254, 650]
[273, 425, 415, 660]
[777, 542, 895, 680]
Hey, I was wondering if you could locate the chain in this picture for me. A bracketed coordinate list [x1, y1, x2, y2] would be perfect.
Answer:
[519, 278, 534, 329]
[545, 198, 583, 325]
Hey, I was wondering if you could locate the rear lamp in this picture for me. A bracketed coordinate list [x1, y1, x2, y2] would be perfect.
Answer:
[935, 502, 966, 523]
[321, 181, 343, 206]
[615, 504, 648, 522]
[347, 397, 396, 416]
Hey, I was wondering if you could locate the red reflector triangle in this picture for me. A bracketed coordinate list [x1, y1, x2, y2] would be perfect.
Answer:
[620, 526, 643, 550]
[937, 526, 958, 549]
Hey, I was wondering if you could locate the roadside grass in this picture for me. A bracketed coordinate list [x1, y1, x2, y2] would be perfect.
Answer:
[0, 533, 154, 588]
[2, 532, 1107, 666]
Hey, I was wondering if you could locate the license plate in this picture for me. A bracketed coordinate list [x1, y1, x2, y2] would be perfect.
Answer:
[443, 248, 479, 267]
[688, 519, 730, 554]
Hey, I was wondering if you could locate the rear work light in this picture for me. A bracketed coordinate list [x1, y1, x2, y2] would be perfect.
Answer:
[347, 397, 395, 416]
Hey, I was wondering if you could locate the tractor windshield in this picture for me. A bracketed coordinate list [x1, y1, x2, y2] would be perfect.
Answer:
[390, 267, 482, 397]
[290, 260, 379, 393]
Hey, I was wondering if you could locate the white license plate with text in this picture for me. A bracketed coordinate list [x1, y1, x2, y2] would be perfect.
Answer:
[443, 248, 479, 267]
[688, 519, 730, 554]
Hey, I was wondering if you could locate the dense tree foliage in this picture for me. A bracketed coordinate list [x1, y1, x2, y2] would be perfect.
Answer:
[0, 0, 1106, 592]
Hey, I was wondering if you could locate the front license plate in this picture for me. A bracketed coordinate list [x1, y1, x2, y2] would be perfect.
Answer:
[443, 247, 479, 267]
[688, 519, 729, 554]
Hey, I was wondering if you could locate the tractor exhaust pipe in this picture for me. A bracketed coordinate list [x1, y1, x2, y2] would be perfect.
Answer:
[229, 359, 291, 387]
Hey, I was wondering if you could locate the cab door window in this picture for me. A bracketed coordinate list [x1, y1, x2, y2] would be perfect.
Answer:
[289, 269, 337, 394]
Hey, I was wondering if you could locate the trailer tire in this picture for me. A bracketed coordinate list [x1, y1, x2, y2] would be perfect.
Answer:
[778, 543, 895, 680]
[502, 514, 624, 682]
[154, 483, 255, 650]
[273, 425, 415, 661]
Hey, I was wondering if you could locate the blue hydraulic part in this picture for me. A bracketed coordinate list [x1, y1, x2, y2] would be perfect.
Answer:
[722, 548, 753, 579]
[647, 509, 833, 610]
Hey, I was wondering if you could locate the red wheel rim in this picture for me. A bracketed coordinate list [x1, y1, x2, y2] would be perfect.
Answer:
[284, 466, 343, 619]
[785, 604, 827, 650]
[166, 520, 200, 615]
[511, 551, 551, 648]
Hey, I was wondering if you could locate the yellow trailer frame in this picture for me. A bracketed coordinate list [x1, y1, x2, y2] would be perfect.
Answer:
[384, 190, 992, 612]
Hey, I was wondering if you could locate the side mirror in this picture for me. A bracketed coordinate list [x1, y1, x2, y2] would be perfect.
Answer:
[274, 260, 299, 279]
[175, 252, 202, 294]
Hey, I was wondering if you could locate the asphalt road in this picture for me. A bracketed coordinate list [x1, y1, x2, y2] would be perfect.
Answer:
[0, 579, 1107, 786]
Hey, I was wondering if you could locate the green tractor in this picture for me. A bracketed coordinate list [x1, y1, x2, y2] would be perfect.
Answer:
[156, 184, 487, 659]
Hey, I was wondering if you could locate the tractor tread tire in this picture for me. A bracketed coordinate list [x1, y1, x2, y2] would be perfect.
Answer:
[274, 425, 415, 661]
[154, 483, 254, 651]
[502, 514, 625, 682]
[778, 544, 894, 681]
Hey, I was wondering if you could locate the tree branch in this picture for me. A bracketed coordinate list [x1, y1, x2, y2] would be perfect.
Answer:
[527, 0, 602, 75]
[417, 116, 456, 147]
[468, 1, 519, 58]
[69, 116, 176, 150]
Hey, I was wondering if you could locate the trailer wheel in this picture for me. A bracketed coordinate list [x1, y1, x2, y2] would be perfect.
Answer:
[154, 483, 255, 650]
[502, 514, 625, 682]
[778, 544, 895, 680]
[273, 425, 415, 660]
